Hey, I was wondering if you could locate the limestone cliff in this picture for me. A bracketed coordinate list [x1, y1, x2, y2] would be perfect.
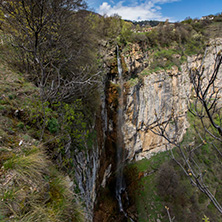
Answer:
[122, 38, 222, 160]
[123, 65, 190, 160]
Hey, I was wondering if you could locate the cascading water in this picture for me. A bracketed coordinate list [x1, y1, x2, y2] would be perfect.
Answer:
[116, 45, 127, 217]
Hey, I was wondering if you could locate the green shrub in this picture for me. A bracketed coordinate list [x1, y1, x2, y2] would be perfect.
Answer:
[202, 215, 210, 222]
[140, 69, 150, 76]
[150, 48, 182, 71]
[17, 121, 24, 129]
[47, 118, 59, 134]
[0, 104, 5, 110]
[127, 77, 139, 86]
[130, 32, 147, 42]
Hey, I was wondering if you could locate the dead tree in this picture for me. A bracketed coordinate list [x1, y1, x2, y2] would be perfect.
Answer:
[146, 48, 222, 214]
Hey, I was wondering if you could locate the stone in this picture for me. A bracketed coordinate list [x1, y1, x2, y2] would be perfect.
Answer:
[122, 38, 222, 160]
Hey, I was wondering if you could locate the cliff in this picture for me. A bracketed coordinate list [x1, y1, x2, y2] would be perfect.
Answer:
[123, 65, 190, 160]
[121, 38, 222, 160]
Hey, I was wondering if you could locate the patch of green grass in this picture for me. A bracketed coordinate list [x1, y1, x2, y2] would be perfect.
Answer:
[126, 151, 170, 221]
[1, 145, 84, 221]
[140, 69, 150, 76]
[148, 47, 185, 73]
[17, 121, 24, 129]
[3, 148, 48, 180]
[127, 77, 139, 87]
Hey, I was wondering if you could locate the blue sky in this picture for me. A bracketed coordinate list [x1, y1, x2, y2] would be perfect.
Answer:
[87, 0, 222, 21]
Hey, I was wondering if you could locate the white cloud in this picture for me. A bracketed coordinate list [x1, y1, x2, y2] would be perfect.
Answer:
[98, 0, 180, 21]
[99, 2, 111, 13]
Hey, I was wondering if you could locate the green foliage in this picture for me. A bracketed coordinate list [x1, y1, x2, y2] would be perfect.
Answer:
[127, 77, 139, 86]
[150, 48, 182, 71]
[129, 32, 147, 43]
[140, 69, 150, 76]
[62, 100, 87, 144]
[118, 20, 133, 44]
[0, 58, 84, 221]
[125, 151, 170, 221]
[203, 215, 210, 222]
[145, 29, 159, 47]
[184, 36, 205, 55]
[47, 118, 59, 134]
[17, 121, 24, 129]
[91, 14, 122, 40]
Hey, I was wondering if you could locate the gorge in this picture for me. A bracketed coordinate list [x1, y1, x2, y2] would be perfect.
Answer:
[0, 4, 222, 221]
[93, 38, 222, 221]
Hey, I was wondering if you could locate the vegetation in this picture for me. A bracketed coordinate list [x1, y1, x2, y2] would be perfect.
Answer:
[0, 0, 102, 221]
[116, 13, 222, 76]
[121, 13, 222, 222]
[0, 1, 222, 221]
[126, 125, 222, 221]
[0, 60, 84, 221]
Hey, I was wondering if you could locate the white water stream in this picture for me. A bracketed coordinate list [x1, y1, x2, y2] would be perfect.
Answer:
[116, 45, 126, 215]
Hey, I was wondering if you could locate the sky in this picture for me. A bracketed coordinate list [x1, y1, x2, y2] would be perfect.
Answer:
[87, 0, 222, 22]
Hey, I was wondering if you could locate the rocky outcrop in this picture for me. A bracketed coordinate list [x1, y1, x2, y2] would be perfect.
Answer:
[123, 64, 190, 160]
[123, 42, 149, 75]
[187, 38, 222, 101]
[122, 38, 222, 160]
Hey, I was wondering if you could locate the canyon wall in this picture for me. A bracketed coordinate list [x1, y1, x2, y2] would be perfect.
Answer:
[123, 65, 190, 160]
[122, 38, 222, 160]
[93, 38, 222, 221]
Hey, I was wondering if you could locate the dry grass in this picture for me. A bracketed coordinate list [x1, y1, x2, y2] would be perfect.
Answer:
[3, 147, 49, 182]
[0, 53, 84, 221]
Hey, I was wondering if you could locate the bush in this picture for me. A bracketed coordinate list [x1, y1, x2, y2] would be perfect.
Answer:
[17, 121, 24, 129]
[150, 48, 182, 71]
[157, 162, 180, 200]
[130, 32, 147, 43]
[47, 118, 59, 134]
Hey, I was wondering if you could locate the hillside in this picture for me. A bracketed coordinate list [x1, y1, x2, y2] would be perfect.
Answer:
[0, 1, 222, 222]
[0, 59, 84, 221]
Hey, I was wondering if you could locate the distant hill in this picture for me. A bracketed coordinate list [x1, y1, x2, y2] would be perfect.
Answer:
[125, 20, 161, 27]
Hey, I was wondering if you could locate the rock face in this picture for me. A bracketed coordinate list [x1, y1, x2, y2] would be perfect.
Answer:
[123, 42, 149, 75]
[187, 38, 222, 102]
[123, 64, 190, 160]
[122, 38, 222, 160]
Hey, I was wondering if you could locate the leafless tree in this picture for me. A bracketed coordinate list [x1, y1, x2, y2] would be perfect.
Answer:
[0, 0, 101, 103]
[146, 48, 222, 214]
[0, 0, 102, 139]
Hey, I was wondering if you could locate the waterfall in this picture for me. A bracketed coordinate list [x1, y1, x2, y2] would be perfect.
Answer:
[116, 45, 127, 216]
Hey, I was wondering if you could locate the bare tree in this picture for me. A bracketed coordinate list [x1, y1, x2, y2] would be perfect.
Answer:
[146, 48, 222, 214]
[0, 0, 102, 139]
[0, 0, 101, 103]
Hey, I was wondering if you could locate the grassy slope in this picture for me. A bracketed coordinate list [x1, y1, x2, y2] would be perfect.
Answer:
[126, 113, 222, 222]
[0, 61, 83, 221]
